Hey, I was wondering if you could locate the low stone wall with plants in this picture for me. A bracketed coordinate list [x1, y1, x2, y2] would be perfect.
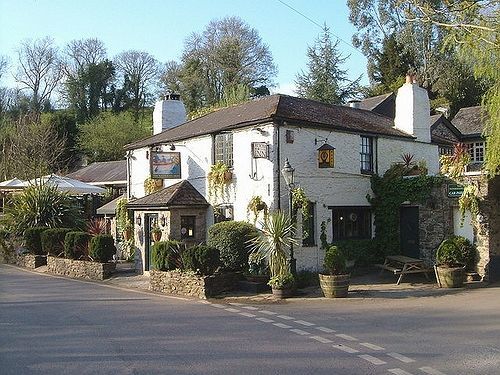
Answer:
[16, 254, 47, 269]
[150, 270, 241, 299]
[47, 256, 116, 280]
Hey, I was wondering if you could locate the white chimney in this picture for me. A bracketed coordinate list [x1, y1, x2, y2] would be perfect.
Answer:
[394, 75, 431, 143]
[348, 100, 361, 109]
[153, 94, 187, 135]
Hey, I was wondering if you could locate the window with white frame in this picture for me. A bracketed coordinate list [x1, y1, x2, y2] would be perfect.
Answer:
[214, 133, 233, 167]
[467, 142, 484, 163]
[360, 136, 375, 173]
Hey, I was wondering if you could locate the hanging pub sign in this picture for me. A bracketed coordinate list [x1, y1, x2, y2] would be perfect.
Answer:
[251, 142, 268, 159]
[317, 143, 335, 168]
[151, 151, 181, 179]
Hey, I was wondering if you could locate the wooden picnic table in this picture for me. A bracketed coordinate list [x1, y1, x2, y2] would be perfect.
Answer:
[376, 255, 432, 285]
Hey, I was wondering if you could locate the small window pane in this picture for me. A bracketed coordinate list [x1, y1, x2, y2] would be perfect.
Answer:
[331, 207, 371, 240]
[181, 216, 196, 239]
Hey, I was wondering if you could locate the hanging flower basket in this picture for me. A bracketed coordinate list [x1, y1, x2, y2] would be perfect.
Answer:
[122, 228, 132, 241]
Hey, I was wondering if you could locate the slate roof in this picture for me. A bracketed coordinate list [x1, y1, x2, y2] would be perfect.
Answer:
[359, 92, 395, 118]
[125, 94, 413, 150]
[451, 106, 485, 136]
[96, 194, 125, 216]
[66, 160, 127, 184]
[127, 180, 208, 208]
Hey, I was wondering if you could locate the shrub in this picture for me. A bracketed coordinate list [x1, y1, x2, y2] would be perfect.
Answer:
[41, 228, 73, 256]
[151, 241, 182, 271]
[332, 239, 381, 266]
[323, 245, 347, 275]
[268, 273, 295, 289]
[89, 235, 116, 263]
[449, 235, 477, 271]
[24, 227, 49, 255]
[208, 221, 259, 271]
[295, 270, 319, 288]
[182, 245, 220, 275]
[436, 239, 464, 267]
[64, 231, 91, 259]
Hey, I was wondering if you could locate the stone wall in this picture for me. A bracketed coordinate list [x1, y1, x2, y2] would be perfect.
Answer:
[150, 270, 241, 299]
[47, 256, 116, 280]
[16, 254, 47, 269]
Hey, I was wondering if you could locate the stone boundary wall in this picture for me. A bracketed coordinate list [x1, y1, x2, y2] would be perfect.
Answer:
[150, 270, 242, 299]
[47, 256, 116, 280]
[16, 254, 47, 269]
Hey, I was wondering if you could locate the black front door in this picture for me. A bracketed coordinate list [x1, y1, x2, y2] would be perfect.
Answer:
[400, 206, 420, 258]
[144, 213, 158, 271]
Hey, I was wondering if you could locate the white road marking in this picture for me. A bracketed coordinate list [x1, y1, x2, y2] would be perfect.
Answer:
[388, 369, 414, 375]
[315, 326, 336, 333]
[239, 312, 256, 318]
[259, 310, 277, 315]
[332, 344, 359, 354]
[387, 352, 416, 363]
[419, 367, 447, 375]
[336, 333, 358, 341]
[310, 336, 333, 344]
[290, 328, 310, 336]
[358, 354, 387, 365]
[241, 306, 259, 310]
[228, 302, 243, 306]
[210, 304, 226, 308]
[295, 320, 315, 326]
[224, 308, 240, 313]
[276, 315, 294, 320]
[256, 317, 274, 323]
[360, 342, 385, 351]
[198, 300, 210, 304]
[273, 323, 292, 329]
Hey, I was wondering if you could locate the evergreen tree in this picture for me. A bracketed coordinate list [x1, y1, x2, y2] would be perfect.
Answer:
[295, 25, 360, 104]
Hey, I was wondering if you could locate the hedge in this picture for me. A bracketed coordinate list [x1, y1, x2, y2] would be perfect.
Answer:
[89, 235, 116, 263]
[64, 231, 91, 260]
[182, 245, 220, 275]
[151, 241, 181, 271]
[207, 221, 258, 271]
[24, 227, 49, 255]
[41, 228, 73, 256]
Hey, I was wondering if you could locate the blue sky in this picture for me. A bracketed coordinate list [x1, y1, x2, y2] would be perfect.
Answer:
[0, 0, 368, 95]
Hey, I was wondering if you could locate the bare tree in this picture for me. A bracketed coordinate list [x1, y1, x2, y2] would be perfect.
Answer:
[63, 38, 107, 76]
[0, 55, 8, 81]
[114, 50, 161, 117]
[14, 37, 62, 113]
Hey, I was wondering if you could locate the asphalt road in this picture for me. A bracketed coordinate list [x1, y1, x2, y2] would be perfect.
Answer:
[1, 265, 499, 375]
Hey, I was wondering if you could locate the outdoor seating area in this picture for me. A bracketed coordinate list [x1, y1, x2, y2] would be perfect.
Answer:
[376, 255, 433, 285]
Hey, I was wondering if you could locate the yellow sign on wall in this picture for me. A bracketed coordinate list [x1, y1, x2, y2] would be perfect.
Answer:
[317, 143, 335, 168]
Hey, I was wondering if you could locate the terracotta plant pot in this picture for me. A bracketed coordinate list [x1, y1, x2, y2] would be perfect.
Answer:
[122, 229, 132, 241]
[435, 265, 465, 288]
[319, 273, 350, 298]
[152, 231, 162, 242]
[224, 170, 233, 182]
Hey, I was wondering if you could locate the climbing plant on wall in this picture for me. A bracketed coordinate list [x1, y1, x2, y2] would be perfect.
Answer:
[367, 164, 442, 256]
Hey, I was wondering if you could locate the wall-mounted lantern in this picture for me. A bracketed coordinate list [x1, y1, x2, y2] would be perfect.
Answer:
[317, 143, 335, 168]
[136, 214, 142, 227]
[160, 214, 167, 227]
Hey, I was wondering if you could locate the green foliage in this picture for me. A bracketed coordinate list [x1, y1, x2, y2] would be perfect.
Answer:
[247, 196, 268, 224]
[151, 240, 181, 271]
[78, 111, 150, 162]
[24, 227, 49, 255]
[208, 220, 259, 271]
[89, 234, 116, 263]
[1, 184, 83, 236]
[458, 185, 480, 225]
[295, 25, 360, 104]
[207, 161, 232, 200]
[41, 228, 73, 256]
[449, 235, 477, 271]
[268, 272, 295, 289]
[295, 270, 319, 288]
[323, 245, 347, 275]
[436, 239, 464, 267]
[181, 245, 220, 275]
[332, 239, 380, 266]
[247, 252, 268, 276]
[64, 231, 91, 259]
[249, 211, 297, 278]
[368, 164, 442, 256]
[115, 197, 130, 234]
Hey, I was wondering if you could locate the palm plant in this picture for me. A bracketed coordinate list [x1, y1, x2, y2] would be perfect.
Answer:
[2, 184, 83, 236]
[249, 211, 297, 278]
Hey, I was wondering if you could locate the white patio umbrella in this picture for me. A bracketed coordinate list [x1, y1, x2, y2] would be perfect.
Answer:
[23, 174, 106, 195]
[0, 178, 26, 191]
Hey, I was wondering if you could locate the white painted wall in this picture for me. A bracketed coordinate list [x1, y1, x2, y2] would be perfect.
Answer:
[394, 82, 431, 143]
[378, 138, 440, 175]
[453, 207, 474, 243]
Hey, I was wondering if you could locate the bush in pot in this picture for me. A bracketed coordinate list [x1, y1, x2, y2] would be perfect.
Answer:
[319, 245, 350, 298]
[267, 272, 295, 298]
[434, 239, 466, 288]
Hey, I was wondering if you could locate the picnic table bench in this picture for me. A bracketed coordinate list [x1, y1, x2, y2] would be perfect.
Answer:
[375, 255, 433, 285]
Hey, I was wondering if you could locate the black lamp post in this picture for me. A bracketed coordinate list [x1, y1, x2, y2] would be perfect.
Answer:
[281, 158, 296, 276]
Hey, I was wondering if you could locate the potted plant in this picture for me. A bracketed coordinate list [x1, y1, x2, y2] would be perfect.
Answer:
[247, 196, 268, 224]
[208, 161, 233, 199]
[434, 239, 466, 288]
[268, 273, 295, 298]
[151, 223, 162, 242]
[250, 211, 298, 299]
[122, 220, 133, 241]
[319, 245, 350, 298]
